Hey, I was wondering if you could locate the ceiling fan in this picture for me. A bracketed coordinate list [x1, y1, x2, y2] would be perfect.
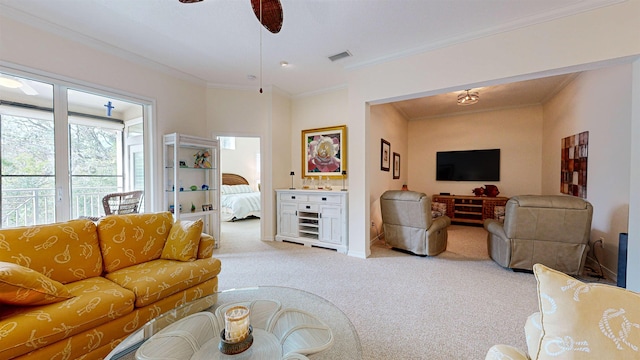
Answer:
[178, 0, 283, 33]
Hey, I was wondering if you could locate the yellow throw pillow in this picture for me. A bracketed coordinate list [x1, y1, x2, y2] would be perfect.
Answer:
[97, 211, 174, 272]
[0, 261, 73, 305]
[161, 219, 203, 261]
[533, 263, 640, 359]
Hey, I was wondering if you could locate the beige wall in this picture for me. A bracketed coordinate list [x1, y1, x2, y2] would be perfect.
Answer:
[343, 1, 639, 289]
[408, 106, 543, 198]
[368, 104, 409, 238]
[291, 89, 348, 189]
[0, 15, 208, 213]
[543, 64, 632, 279]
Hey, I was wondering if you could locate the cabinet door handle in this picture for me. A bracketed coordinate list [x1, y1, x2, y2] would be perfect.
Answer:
[322, 197, 327, 201]
[291, 196, 296, 199]
[305, 205, 311, 209]
[295, 211, 298, 216]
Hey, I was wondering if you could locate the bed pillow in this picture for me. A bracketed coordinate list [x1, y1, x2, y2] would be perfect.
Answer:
[161, 219, 204, 261]
[0, 261, 73, 305]
[221, 184, 253, 195]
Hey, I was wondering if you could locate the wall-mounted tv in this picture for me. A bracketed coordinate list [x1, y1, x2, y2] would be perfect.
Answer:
[436, 149, 500, 181]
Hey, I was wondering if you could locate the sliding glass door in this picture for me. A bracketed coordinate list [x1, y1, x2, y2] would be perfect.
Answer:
[0, 71, 147, 227]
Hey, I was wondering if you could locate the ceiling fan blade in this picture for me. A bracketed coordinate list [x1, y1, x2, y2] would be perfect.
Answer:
[251, 0, 283, 34]
[18, 80, 38, 96]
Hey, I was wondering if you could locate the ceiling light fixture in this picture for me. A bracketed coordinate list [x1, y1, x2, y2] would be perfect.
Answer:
[280, 61, 289, 67]
[457, 89, 479, 106]
[0, 76, 22, 89]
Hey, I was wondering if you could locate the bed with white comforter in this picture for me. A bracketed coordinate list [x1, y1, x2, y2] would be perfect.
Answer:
[221, 184, 261, 221]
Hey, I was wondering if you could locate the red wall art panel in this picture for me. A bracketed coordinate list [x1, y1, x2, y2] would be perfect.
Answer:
[561, 131, 588, 198]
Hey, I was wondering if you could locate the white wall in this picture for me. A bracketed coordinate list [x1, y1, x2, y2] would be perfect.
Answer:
[409, 106, 543, 198]
[221, 137, 261, 190]
[542, 64, 632, 278]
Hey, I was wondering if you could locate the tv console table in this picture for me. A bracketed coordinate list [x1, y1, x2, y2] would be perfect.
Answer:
[432, 194, 508, 225]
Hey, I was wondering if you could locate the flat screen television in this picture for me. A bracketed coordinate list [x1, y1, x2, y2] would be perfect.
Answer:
[436, 149, 500, 181]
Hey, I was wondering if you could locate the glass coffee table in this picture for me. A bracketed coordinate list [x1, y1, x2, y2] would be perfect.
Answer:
[106, 286, 362, 360]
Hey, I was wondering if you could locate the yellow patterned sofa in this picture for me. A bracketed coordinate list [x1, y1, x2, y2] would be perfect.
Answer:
[0, 211, 221, 360]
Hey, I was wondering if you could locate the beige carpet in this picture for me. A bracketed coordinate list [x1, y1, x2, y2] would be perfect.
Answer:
[216, 220, 540, 359]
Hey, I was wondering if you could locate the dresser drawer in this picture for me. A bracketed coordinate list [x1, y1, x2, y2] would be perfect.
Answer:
[298, 203, 319, 212]
[308, 194, 342, 204]
[280, 193, 307, 202]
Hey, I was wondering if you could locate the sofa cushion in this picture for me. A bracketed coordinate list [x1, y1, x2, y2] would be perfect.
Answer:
[0, 219, 103, 284]
[0, 277, 135, 360]
[533, 264, 640, 359]
[97, 211, 173, 272]
[0, 261, 73, 305]
[105, 257, 221, 307]
[161, 219, 203, 261]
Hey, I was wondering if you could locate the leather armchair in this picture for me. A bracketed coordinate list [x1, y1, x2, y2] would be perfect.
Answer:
[484, 195, 593, 275]
[380, 190, 451, 256]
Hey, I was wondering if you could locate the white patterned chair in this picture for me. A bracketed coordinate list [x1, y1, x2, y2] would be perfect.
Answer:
[485, 264, 640, 360]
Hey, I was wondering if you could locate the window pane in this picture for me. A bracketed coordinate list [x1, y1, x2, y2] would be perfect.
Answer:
[1, 74, 55, 227]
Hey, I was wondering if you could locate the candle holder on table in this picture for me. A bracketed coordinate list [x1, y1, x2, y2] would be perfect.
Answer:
[219, 305, 253, 355]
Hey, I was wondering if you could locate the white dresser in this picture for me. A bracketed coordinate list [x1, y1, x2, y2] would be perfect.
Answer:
[275, 189, 348, 253]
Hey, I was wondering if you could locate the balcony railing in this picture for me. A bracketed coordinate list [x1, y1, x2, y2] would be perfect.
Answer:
[1, 187, 121, 228]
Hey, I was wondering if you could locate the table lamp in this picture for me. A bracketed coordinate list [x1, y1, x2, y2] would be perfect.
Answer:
[290, 171, 295, 189]
[341, 170, 347, 191]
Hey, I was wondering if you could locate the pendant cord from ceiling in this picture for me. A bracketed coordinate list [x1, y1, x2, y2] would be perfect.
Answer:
[259, 0, 263, 94]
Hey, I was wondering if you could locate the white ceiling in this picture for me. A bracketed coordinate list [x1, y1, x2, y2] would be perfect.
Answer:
[0, 0, 616, 117]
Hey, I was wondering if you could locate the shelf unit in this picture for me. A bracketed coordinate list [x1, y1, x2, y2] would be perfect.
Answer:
[163, 133, 220, 247]
[275, 189, 348, 253]
[432, 194, 508, 225]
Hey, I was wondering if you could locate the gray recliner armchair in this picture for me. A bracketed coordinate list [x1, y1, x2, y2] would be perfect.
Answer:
[484, 195, 593, 275]
[380, 190, 451, 256]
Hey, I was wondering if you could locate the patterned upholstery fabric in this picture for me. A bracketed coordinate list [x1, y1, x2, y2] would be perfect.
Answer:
[161, 219, 204, 261]
[0, 276, 135, 359]
[97, 212, 173, 273]
[0, 219, 103, 284]
[431, 202, 447, 218]
[0, 212, 221, 360]
[105, 257, 221, 307]
[485, 264, 640, 360]
[0, 261, 73, 305]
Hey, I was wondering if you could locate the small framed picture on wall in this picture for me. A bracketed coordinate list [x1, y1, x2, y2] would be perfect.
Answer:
[381, 139, 390, 171]
[393, 152, 400, 179]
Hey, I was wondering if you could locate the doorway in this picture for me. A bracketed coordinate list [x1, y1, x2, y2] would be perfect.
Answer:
[218, 135, 261, 243]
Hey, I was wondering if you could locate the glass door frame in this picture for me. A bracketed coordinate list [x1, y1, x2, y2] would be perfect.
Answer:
[0, 62, 157, 223]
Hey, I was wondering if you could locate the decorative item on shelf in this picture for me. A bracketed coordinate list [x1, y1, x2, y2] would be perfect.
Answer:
[201, 184, 209, 190]
[202, 204, 212, 212]
[402, 184, 408, 191]
[289, 171, 295, 189]
[472, 187, 484, 196]
[190, 185, 197, 191]
[179, 160, 187, 168]
[323, 176, 332, 190]
[219, 305, 253, 355]
[483, 185, 500, 197]
[302, 177, 310, 189]
[191, 202, 196, 212]
[193, 150, 212, 168]
[317, 176, 324, 190]
[341, 170, 347, 191]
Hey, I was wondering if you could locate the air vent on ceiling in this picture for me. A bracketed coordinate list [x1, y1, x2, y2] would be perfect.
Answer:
[328, 51, 352, 62]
